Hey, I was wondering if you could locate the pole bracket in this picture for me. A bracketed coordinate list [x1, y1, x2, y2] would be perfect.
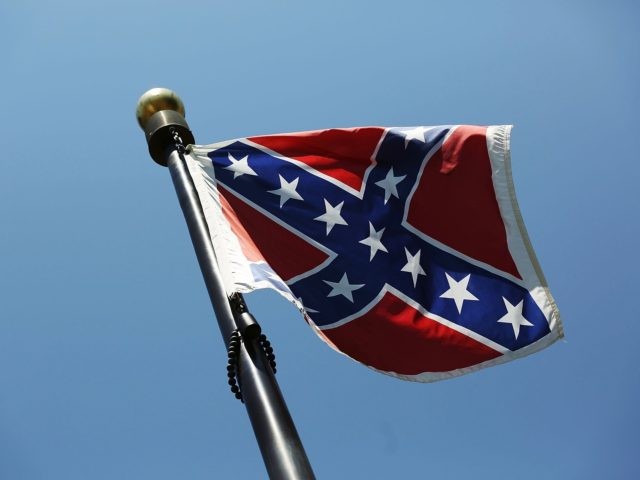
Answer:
[230, 293, 262, 340]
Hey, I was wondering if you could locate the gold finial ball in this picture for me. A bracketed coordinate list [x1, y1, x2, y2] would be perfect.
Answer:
[136, 87, 186, 129]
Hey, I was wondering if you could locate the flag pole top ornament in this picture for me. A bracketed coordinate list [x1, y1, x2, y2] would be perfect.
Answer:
[135, 87, 194, 166]
[135, 87, 186, 129]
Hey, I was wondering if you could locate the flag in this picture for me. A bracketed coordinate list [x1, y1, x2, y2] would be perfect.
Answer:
[185, 125, 562, 382]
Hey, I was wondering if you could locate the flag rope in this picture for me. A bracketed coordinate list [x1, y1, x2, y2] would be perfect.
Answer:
[226, 328, 278, 403]
[226, 329, 243, 402]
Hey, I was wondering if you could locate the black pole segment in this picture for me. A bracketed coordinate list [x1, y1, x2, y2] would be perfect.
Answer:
[140, 99, 315, 479]
[238, 334, 314, 479]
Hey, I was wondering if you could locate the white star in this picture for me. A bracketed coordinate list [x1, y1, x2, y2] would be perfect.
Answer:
[268, 175, 303, 208]
[403, 127, 428, 148]
[323, 273, 365, 302]
[439, 273, 479, 314]
[401, 248, 426, 286]
[497, 298, 534, 340]
[224, 153, 257, 179]
[314, 199, 348, 235]
[375, 168, 406, 204]
[359, 222, 388, 261]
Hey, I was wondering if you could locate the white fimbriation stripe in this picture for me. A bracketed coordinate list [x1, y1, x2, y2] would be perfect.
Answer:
[370, 127, 390, 160]
[402, 222, 528, 287]
[485, 126, 562, 334]
[241, 137, 379, 199]
[187, 150, 300, 296]
[187, 149, 337, 293]
[208, 182, 337, 285]
[319, 284, 509, 354]
[370, 328, 564, 383]
[401, 126, 458, 216]
[313, 285, 563, 384]
[400, 125, 530, 288]
[194, 127, 388, 203]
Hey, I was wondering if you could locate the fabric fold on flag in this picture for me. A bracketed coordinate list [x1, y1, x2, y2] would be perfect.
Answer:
[185, 125, 562, 382]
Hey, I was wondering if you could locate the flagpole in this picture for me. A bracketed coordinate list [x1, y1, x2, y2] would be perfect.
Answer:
[136, 88, 315, 480]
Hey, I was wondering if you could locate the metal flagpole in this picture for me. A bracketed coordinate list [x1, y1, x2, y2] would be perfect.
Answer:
[135, 88, 315, 480]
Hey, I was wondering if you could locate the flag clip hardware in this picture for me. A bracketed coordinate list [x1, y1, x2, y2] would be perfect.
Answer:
[230, 293, 262, 339]
[170, 127, 187, 154]
[228, 293, 276, 372]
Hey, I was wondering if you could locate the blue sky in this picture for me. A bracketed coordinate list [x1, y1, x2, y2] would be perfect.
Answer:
[2, 1, 638, 478]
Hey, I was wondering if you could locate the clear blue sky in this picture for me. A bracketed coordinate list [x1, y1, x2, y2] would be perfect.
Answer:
[2, 1, 638, 478]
